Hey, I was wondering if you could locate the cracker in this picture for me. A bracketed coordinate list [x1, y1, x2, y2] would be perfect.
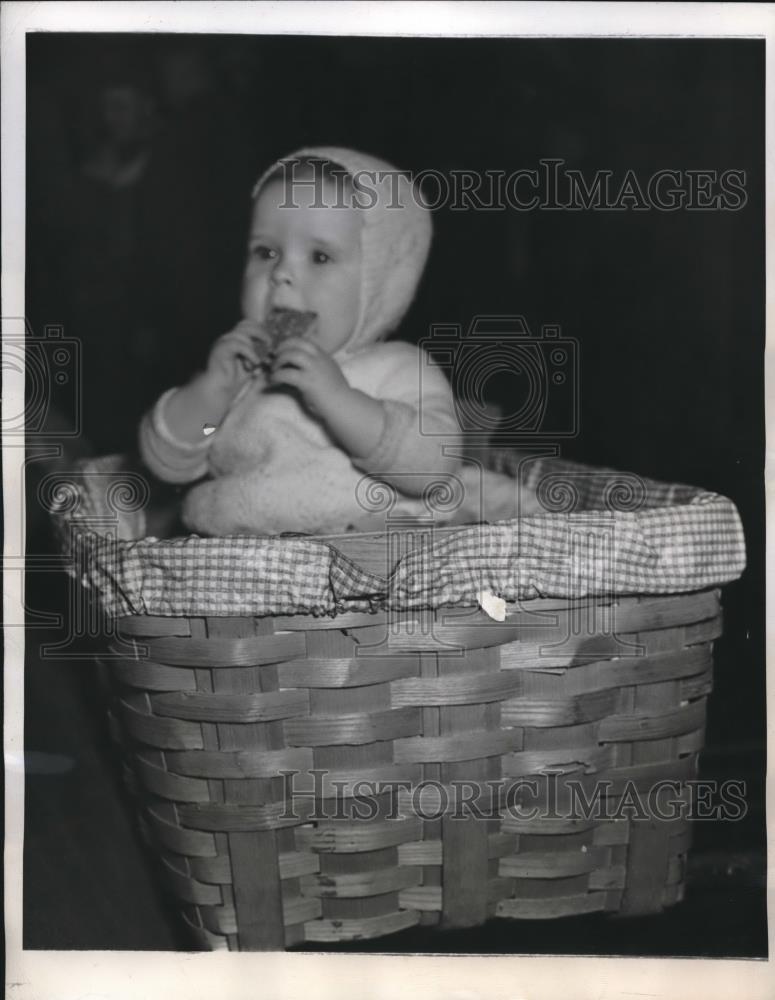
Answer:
[264, 307, 317, 347]
[244, 308, 317, 372]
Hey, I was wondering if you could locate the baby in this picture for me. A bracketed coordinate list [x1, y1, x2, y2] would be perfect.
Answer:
[138, 147, 463, 535]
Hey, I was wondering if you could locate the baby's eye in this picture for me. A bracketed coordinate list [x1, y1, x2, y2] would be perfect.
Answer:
[312, 250, 331, 264]
[251, 244, 277, 261]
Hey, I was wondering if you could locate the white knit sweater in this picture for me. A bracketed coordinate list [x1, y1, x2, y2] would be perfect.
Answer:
[139, 340, 461, 535]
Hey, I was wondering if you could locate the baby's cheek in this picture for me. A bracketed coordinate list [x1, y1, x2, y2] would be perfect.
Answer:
[240, 267, 269, 319]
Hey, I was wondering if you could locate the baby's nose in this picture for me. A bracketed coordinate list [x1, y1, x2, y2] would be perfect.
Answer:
[270, 257, 296, 286]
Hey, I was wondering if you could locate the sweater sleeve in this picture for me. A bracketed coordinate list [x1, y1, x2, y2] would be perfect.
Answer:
[138, 388, 212, 484]
[352, 344, 462, 491]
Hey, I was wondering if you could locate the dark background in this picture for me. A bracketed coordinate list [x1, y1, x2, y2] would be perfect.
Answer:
[23, 34, 765, 954]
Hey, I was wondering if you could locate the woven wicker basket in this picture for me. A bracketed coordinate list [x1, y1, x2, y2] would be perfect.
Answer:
[54, 454, 744, 951]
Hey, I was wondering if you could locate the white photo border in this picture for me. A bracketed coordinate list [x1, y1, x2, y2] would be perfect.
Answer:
[3, 3, 773, 998]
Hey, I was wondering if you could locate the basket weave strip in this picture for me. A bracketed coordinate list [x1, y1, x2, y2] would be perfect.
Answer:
[105, 589, 720, 949]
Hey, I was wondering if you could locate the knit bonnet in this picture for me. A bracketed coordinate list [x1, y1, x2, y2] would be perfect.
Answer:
[252, 147, 432, 354]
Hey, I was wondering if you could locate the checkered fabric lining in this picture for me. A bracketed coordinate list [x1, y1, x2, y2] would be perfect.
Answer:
[53, 454, 746, 618]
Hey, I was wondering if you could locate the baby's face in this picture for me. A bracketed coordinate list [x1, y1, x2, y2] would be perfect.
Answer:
[242, 176, 362, 355]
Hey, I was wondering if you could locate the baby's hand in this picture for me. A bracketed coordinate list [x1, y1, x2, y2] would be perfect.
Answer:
[268, 337, 349, 419]
[205, 319, 273, 397]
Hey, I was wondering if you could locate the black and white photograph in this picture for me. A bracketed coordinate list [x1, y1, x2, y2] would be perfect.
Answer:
[3, 3, 772, 998]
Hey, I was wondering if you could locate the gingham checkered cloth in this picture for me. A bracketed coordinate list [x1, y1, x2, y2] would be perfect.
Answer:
[52, 454, 746, 619]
